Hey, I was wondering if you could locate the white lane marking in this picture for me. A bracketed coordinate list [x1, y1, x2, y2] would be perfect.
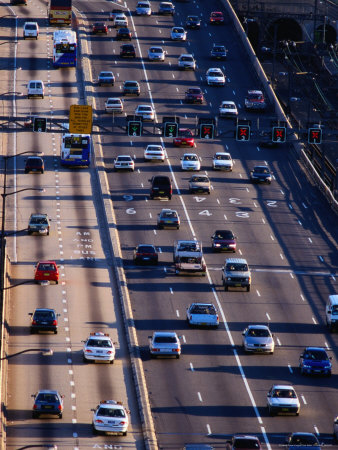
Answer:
[224, 214, 227, 220]
[300, 294, 305, 301]
[289, 203, 293, 209]
[238, 249, 242, 255]
[314, 426, 319, 435]
[290, 273, 294, 278]
[298, 220, 302, 225]
[182, 335, 186, 343]
[302, 202, 308, 208]
[301, 395, 307, 405]
[164, 267, 167, 272]
[277, 337, 281, 346]
[158, 248, 162, 253]
[312, 317, 317, 324]
[256, 290, 261, 297]
[270, 235, 274, 240]
[266, 313, 271, 321]
[261, 426, 271, 450]
[288, 364, 293, 374]
[324, 341, 329, 349]
[308, 237, 313, 243]
[197, 392, 203, 402]
[262, 218, 265, 224]
[206, 424, 211, 435]
[280, 253, 284, 260]
[190, 362, 194, 371]
[253, 201, 257, 207]
[217, 199, 220, 204]
[153, 230, 157, 235]
[149, 212, 152, 218]
[319, 255, 324, 262]
[169, 287, 173, 294]
[280, 189, 284, 195]
[176, 310, 180, 317]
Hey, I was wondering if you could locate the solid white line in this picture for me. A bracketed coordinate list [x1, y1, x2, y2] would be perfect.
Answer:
[261, 426, 272, 450]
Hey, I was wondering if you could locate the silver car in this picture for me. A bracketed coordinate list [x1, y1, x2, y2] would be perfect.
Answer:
[212, 152, 233, 171]
[186, 303, 219, 327]
[170, 26, 187, 41]
[242, 325, 274, 354]
[136, 0, 151, 15]
[148, 46, 166, 61]
[178, 54, 196, 70]
[267, 385, 300, 416]
[149, 331, 181, 358]
[188, 175, 210, 194]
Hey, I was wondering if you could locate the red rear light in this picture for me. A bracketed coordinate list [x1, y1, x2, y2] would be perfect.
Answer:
[172, 348, 179, 352]
[58, 404, 62, 411]
[120, 420, 127, 425]
[52, 320, 57, 326]
[95, 419, 104, 424]
[33, 404, 37, 410]
[107, 351, 113, 354]
[32, 320, 37, 325]
[86, 349, 93, 353]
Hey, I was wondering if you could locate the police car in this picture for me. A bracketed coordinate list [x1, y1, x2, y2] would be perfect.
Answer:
[92, 400, 129, 435]
[82, 332, 116, 363]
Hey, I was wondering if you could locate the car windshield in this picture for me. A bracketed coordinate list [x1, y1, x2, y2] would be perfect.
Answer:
[30, 217, 48, 224]
[209, 71, 222, 77]
[234, 439, 260, 449]
[214, 231, 233, 239]
[222, 103, 235, 109]
[161, 211, 176, 218]
[192, 176, 208, 182]
[181, 56, 192, 61]
[215, 154, 230, 160]
[214, 46, 224, 51]
[289, 435, 318, 446]
[179, 129, 192, 136]
[117, 156, 131, 161]
[87, 339, 112, 348]
[332, 305, 338, 314]
[147, 146, 162, 151]
[190, 305, 215, 315]
[189, 89, 201, 94]
[34, 311, 54, 319]
[27, 158, 42, 166]
[184, 155, 198, 161]
[178, 242, 199, 251]
[249, 93, 263, 100]
[125, 82, 138, 87]
[36, 393, 58, 402]
[227, 263, 248, 271]
[25, 24, 37, 30]
[272, 389, 296, 398]
[138, 246, 155, 253]
[255, 167, 269, 174]
[150, 48, 162, 53]
[38, 263, 56, 271]
[304, 350, 328, 360]
[100, 72, 112, 77]
[154, 336, 177, 343]
[97, 407, 125, 417]
[247, 328, 270, 337]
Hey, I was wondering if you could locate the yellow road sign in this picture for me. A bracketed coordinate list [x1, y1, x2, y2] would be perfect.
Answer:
[69, 105, 92, 134]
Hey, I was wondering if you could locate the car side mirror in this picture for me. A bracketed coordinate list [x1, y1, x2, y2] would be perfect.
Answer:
[90, 408, 96, 412]
[31, 394, 36, 398]
[329, 356, 332, 360]
[242, 332, 245, 336]
[28, 312, 33, 316]
[327, 309, 331, 313]
[61, 395, 65, 398]
[300, 354, 303, 358]
[267, 393, 271, 397]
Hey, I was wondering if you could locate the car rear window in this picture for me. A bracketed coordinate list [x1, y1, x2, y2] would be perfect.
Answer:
[34, 311, 55, 319]
[153, 177, 170, 185]
[154, 336, 177, 343]
[138, 246, 155, 253]
[214, 230, 233, 239]
[234, 439, 260, 449]
[87, 339, 112, 347]
[191, 305, 215, 315]
[97, 407, 125, 417]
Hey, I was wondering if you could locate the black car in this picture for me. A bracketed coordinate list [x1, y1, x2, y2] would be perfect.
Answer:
[120, 43, 136, 58]
[116, 27, 132, 40]
[25, 156, 44, 174]
[32, 390, 64, 419]
[133, 244, 158, 265]
[250, 165, 272, 184]
[149, 175, 172, 200]
[185, 87, 204, 104]
[211, 230, 237, 252]
[211, 44, 227, 60]
[185, 15, 201, 29]
[29, 308, 60, 334]
[123, 80, 140, 96]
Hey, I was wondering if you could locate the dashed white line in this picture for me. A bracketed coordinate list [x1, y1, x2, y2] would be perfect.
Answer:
[176, 309, 180, 317]
[169, 287, 173, 294]
[288, 364, 293, 374]
[190, 362, 194, 371]
[256, 290, 261, 297]
[308, 237, 313, 243]
[266, 313, 271, 321]
[206, 424, 211, 435]
[298, 220, 302, 225]
[280, 253, 284, 259]
[276, 337, 281, 346]
[288, 203, 293, 210]
[197, 392, 203, 402]
[312, 317, 317, 324]
[270, 235, 274, 241]
[301, 395, 307, 405]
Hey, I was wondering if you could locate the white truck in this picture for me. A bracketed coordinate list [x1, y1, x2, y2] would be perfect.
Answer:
[173, 240, 206, 276]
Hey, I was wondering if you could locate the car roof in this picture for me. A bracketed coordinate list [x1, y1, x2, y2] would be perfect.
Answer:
[37, 260, 57, 264]
[34, 308, 55, 313]
[247, 324, 269, 330]
[160, 208, 177, 213]
[137, 104, 152, 108]
[124, 80, 139, 84]
[190, 302, 214, 307]
[153, 331, 177, 337]
[180, 53, 193, 57]
[221, 100, 235, 105]
[226, 258, 248, 264]
[272, 385, 295, 389]
[107, 97, 121, 101]
[138, 243, 156, 247]
[214, 152, 231, 156]
[37, 389, 59, 394]
[183, 153, 198, 156]
[304, 346, 326, 351]
[116, 154, 132, 158]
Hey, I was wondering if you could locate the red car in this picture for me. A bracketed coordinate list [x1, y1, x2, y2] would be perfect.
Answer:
[173, 128, 195, 147]
[92, 22, 108, 34]
[34, 261, 59, 284]
[210, 11, 224, 24]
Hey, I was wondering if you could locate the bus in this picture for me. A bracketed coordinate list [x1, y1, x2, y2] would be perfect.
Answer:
[49, 0, 72, 25]
[60, 133, 91, 167]
[53, 30, 77, 68]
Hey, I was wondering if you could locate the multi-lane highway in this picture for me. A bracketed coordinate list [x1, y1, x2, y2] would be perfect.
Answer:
[3, 0, 338, 448]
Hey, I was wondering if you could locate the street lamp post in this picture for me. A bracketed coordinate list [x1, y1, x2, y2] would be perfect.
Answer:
[0, 348, 53, 360]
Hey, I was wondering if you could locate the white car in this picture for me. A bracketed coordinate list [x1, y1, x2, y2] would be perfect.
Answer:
[105, 97, 123, 114]
[149, 331, 181, 358]
[242, 325, 275, 354]
[148, 46, 166, 61]
[186, 303, 219, 327]
[136, 0, 152, 15]
[170, 26, 187, 41]
[206, 68, 226, 86]
[144, 144, 165, 161]
[267, 385, 300, 416]
[114, 155, 135, 171]
[135, 104, 155, 121]
[92, 400, 129, 435]
[82, 332, 115, 363]
[113, 13, 128, 27]
[212, 152, 233, 171]
[181, 153, 200, 171]
[23, 21, 39, 39]
[178, 54, 196, 70]
[219, 100, 238, 118]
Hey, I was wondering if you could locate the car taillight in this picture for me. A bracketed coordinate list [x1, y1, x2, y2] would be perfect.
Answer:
[58, 404, 62, 411]
[95, 419, 104, 424]
[172, 348, 179, 352]
[33, 404, 37, 410]
[120, 420, 127, 425]
[86, 349, 93, 353]
[107, 351, 113, 354]
[32, 320, 37, 325]
[151, 348, 160, 352]
[52, 320, 57, 326]
[136, 253, 141, 256]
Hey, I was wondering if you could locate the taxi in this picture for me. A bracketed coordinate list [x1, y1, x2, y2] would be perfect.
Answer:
[82, 332, 116, 363]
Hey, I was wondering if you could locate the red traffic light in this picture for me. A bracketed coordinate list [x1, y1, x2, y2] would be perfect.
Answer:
[272, 126, 286, 143]
[308, 128, 322, 144]
[236, 125, 250, 141]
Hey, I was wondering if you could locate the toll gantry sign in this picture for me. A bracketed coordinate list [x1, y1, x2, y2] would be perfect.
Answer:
[69, 105, 93, 134]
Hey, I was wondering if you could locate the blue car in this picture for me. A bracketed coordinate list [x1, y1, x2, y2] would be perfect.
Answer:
[299, 347, 332, 376]
[286, 432, 321, 450]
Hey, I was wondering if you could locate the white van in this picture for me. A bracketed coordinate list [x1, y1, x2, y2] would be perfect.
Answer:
[326, 294, 338, 331]
[23, 22, 39, 39]
[27, 80, 45, 99]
